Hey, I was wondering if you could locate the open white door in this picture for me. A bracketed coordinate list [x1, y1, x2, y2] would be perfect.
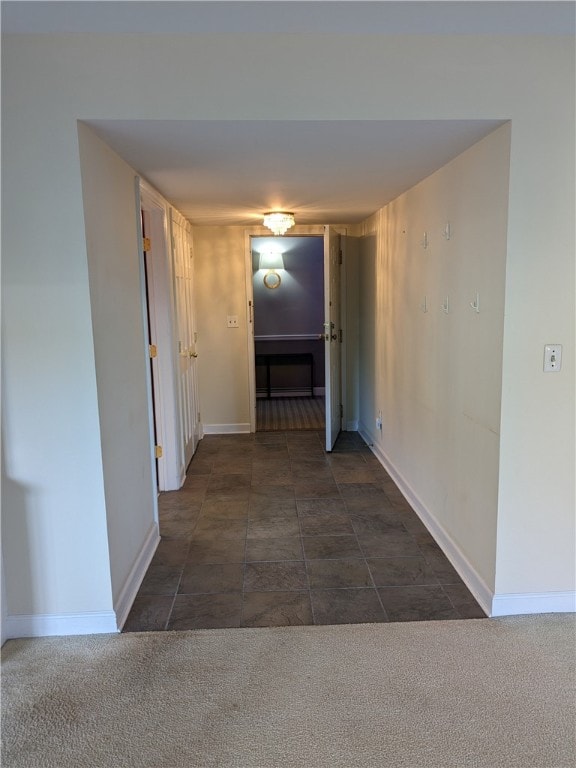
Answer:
[140, 182, 182, 491]
[171, 210, 200, 468]
[324, 226, 342, 451]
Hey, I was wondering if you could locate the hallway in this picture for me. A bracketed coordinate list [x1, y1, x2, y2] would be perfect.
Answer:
[124, 431, 485, 631]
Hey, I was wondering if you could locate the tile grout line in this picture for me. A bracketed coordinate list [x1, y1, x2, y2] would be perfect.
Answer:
[164, 569, 185, 631]
[239, 453, 258, 629]
[132, 431, 484, 632]
[297, 500, 316, 626]
[341, 486, 390, 622]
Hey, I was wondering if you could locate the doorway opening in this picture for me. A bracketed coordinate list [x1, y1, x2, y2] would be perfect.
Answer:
[251, 235, 325, 432]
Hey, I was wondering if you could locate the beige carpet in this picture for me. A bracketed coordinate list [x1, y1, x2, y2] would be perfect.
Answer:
[2, 616, 575, 768]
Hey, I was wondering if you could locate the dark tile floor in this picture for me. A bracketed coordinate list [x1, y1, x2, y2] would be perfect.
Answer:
[124, 431, 485, 632]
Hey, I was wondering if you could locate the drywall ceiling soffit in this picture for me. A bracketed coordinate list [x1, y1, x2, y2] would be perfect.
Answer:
[2, 1, 574, 35]
[84, 119, 506, 227]
[4, 3, 572, 227]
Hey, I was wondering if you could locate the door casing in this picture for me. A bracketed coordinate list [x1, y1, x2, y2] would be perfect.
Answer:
[244, 225, 345, 443]
[140, 180, 192, 491]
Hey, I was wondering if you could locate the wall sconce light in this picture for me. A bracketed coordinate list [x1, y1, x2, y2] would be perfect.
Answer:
[263, 211, 295, 236]
[259, 251, 284, 289]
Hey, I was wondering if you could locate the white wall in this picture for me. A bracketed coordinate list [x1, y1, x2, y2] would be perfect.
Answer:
[1, 80, 115, 634]
[494, 118, 575, 605]
[193, 226, 328, 431]
[193, 227, 252, 432]
[77, 124, 159, 620]
[358, 126, 510, 601]
[2, 30, 574, 633]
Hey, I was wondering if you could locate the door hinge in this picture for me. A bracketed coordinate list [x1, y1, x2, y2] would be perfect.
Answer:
[197, 412, 201, 422]
[339, 329, 343, 343]
[149, 344, 157, 359]
[155, 445, 163, 459]
[340, 404, 344, 418]
[143, 237, 151, 252]
[339, 249, 343, 265]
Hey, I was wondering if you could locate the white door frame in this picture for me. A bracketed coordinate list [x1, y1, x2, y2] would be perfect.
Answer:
[339, 232, 349, 431]
[324, 225, 343, 450]
[139, 180, 184, 491]
[243, 225, 338, 435]
[244, 229, 258, 433]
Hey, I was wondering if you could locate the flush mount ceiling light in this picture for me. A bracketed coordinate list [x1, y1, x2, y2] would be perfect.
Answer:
[262, 211, 295, 236]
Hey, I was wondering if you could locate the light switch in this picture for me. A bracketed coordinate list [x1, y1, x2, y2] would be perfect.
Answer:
[227, 315, 239, 328]
[544, 344, 562, 372]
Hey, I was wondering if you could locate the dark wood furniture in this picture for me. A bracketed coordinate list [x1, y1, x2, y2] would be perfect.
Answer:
[255, 352, 314, 398]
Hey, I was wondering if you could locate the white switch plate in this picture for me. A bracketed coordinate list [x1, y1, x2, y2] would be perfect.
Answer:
[227, 315, 239, 328]
[544, 344, 562, 372]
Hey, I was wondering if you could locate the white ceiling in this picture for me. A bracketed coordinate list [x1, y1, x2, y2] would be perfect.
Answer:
[3, 1, 574, 35]
[86, 119, 505, 226]
[5, 1, 572, 227]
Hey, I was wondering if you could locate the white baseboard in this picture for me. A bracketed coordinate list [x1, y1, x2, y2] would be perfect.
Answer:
[4, 610, 118, 639]
[203, 423, 251, 434]
[3, 525, 162, 640]
[114, 523, 160, 630]
[367, 438, 494, 615]
[491, 591, 576, 616]
[361, 429, 576, 618]
[358, 422, 376, 448]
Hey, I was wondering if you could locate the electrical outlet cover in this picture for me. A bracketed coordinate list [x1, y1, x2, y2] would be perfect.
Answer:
[544, 344, 562, 372]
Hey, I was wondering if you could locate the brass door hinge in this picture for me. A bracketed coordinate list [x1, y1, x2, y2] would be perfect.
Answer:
[155, 445, 163, 459]
[143, 237, 151, 252]
[149, 344, 157, 359]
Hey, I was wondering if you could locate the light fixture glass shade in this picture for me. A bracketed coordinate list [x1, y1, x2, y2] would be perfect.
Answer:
[262, 211, 295, 236]
[259, 251, 284, 271]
